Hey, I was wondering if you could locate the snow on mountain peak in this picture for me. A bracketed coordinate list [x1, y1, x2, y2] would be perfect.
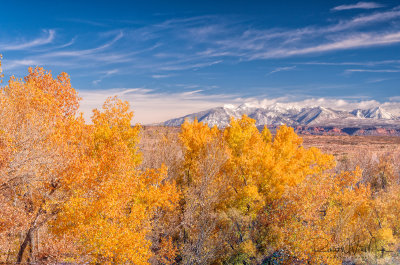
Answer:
[223, 104, 236, 110]
[364, 106, 394, 119]
[162, 103, 399, 128]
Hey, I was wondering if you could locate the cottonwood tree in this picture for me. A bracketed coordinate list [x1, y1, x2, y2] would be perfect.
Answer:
[176, 116, 387, 264]
[221, 118, 335, 263]
[178, 120, 231, 264]
[0, 67, 82, 263]
[52, 97, 180, 264]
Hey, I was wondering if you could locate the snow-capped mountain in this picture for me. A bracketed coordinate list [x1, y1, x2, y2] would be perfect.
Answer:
[294, 107, 350, 125]
[362, 107, 396, 119]
[350, 107, 396, 119]
[162, 104, 400, 128]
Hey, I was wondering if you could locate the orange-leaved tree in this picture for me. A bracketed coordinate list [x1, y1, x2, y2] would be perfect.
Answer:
[0, 67, 82, 263]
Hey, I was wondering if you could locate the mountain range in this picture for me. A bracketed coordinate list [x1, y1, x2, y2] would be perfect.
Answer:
[162, 103, 400, 135]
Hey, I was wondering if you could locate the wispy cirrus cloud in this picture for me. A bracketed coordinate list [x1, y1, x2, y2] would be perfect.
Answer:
[152, 74, 175, 79]
[365, 77, 392, 83]
[59, 18, 109, 27]
[42, 31, 123, 58]
[299, 60, 400, 66]
[2, 59, 40, 70]
[2, 4, 400, 107]
[104, 69, 119, 76]
[214, 9, 400, 49]
[92, 69, 120, 85]
[327, 9, 400, 32]
[332, 2, 384, 11]
[345, 68, 400, 73]
[248, 31, 400, 59]
[4, 7, 400, 75]
[267, 66, 296, 75]
[9, 30, 134, 73]
[0, 29, 55, 51]
[158, 60, 223, 71]
[127, 7, 400, 66]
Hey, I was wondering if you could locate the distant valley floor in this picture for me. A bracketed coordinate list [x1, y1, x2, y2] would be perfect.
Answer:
[141, 126, 400, 158]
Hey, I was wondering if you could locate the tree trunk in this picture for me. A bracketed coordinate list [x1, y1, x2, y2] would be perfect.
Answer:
[16, 228, 32, 263]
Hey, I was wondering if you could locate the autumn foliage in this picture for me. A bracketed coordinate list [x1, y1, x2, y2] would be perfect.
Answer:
[1, 64, 400, 264]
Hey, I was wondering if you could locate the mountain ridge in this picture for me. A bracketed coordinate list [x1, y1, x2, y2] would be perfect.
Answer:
[161, 104, 400, 135]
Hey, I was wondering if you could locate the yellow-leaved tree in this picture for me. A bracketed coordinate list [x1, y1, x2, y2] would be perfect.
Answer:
[177, 115, 381, 264]
[53, 97, 180, 264]
[178, 119, 229, 264]
[222, 117, 335, 263]
[0, 64, 179, 264]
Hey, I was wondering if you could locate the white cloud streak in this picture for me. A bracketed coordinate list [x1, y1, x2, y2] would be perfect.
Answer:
[151, 74, 174, 79]
[299, 60, 400, 66]
[346, 69, 400, 73]
[332, 2, 384, 11]
[267, 66, 296, 75]
[0, 30, 55, 51]
[251, 31, 400, 59]
[104, 69, 119, 76]
[42, 31, 123, 58]
[159, 60, 223, 71]
[2, 59, 40, 70]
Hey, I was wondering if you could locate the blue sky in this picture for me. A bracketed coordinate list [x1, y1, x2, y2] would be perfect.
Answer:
[1, 0, 400, 123]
